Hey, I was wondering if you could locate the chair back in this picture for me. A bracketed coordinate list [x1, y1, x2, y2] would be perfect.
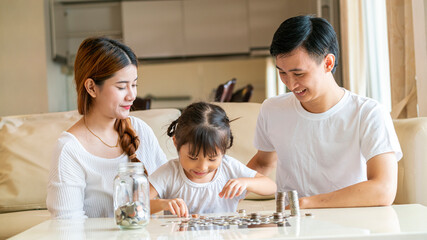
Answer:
[131, 97, 151, 111]
[215, 78, 236, 102]
[230, 84, 253, 102]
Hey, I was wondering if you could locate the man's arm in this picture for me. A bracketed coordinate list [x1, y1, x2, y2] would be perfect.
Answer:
[299, 152, 398, 208]
[246, 150, 278, 176]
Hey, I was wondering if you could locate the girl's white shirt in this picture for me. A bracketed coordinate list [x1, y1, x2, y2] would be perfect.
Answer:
[149, 155, 256, 214]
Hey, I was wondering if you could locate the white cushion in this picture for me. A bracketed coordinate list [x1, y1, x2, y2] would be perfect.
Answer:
[213, 103, 275, 200]
[0, 111, 81, 213]
[0, 109, 180, 213]
[393, 117, 427, 205]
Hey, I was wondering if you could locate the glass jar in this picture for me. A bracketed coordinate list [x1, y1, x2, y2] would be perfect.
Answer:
[113, 162, 150, 229]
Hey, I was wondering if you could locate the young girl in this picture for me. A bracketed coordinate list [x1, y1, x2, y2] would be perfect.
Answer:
[149, 102, 276, 217]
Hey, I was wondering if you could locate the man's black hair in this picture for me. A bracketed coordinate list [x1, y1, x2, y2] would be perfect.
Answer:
[270, 15, 339, 73]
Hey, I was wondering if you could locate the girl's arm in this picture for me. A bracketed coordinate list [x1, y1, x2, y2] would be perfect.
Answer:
[149, 183, 189, 217]
[219, 173, 277, 199]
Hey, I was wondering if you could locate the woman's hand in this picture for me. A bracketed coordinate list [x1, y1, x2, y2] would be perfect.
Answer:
[161, 198, 188, 217]
[219, 178, 248, 199]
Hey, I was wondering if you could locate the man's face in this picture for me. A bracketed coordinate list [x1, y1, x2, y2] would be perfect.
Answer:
[276, 47, 333, 110]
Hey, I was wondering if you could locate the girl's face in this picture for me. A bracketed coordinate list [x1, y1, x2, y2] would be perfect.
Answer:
[178, 143, 223, 183]
[92, 65, 138, 120]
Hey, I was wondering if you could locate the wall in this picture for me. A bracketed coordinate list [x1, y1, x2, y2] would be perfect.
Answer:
[0, 0, 49, 116]
[0, 0, 68, 117]
[139, 57, 267, 109]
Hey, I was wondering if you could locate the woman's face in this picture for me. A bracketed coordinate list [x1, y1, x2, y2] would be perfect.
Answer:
[92, 64, 138, 120]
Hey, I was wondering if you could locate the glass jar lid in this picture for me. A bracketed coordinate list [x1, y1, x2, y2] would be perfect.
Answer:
[118, 162, 145, 174]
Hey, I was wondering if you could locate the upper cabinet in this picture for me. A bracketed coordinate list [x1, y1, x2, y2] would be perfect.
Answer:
[182, 0, 249, 56]
[248, 0, 317, 49]
[50, 0, 332, 64]
[50, 0, 122, 65]
[121, 1, 185, 58]
[122, 0, 249, 58]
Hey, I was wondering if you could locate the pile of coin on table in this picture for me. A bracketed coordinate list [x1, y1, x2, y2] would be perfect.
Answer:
[172, 190, 312, 231]
[175, 212, 291, 231]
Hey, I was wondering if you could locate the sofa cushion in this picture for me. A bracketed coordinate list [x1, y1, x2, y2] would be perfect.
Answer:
[213, 103, 275, 200]
[130, 109, 179, 161]
[0, 109, 180, 213]
[393, 117, 427, 205]
[0, 111, 81, 213]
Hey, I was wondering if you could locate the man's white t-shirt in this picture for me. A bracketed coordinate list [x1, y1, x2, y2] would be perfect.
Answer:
[254, 89, 402, 198]
[149, 155, 257, 214]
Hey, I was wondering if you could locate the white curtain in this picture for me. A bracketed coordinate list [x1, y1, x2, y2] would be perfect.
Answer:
[363, 0, 391, 112]
[341, 0, 392, 111]
[340, 0, 366, 96]
[265, 57, 287, 99]
[265, 57, 278, 98]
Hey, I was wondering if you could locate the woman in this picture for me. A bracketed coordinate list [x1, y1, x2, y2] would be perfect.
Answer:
[46, 37, 167, 219]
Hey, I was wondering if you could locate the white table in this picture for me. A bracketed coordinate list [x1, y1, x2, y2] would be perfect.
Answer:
[10, 204, 427, 239]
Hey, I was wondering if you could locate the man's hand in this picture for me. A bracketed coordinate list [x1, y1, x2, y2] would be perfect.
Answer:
[219, 178, 248, 199]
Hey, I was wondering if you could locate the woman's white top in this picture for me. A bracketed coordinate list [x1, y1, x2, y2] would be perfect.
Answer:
[46, 116, 167, 219]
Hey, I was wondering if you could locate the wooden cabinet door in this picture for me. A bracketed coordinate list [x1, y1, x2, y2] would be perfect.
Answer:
[183, 0, 249, 56]
[122, 1, 185, 58]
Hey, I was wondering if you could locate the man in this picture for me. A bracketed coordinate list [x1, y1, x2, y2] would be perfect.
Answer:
[247, 15, 402, 208]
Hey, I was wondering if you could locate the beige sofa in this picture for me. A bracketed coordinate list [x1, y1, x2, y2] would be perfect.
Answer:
[0, 102, 426, 239]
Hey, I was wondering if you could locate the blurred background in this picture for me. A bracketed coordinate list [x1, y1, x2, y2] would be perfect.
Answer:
[0, 0, 426, 118]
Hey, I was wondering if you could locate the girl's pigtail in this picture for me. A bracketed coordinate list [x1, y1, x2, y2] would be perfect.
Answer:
[228, 132, 234, 149]
[167, 119, 179, 137]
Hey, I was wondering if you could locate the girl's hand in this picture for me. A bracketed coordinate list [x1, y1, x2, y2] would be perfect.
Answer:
[162, 198, 188, 217]
[219, 178, 248, 199]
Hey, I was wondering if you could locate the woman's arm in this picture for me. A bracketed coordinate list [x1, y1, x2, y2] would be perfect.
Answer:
[46, 142, 87, 219]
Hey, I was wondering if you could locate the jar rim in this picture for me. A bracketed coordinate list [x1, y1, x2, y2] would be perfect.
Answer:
[118, 162, 145, 173]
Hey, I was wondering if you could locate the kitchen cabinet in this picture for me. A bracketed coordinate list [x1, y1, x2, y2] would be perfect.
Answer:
[248, 0, 317, 49]
[121, 1, 185, 58]
[121, 0, 249, 58]
[50, 0, 122, 66]
[182, 0, 249, 56]
[50, 0, 335, 63]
